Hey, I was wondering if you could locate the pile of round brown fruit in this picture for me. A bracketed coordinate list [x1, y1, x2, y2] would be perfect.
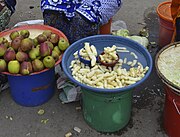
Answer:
[0, 29, 69, 75]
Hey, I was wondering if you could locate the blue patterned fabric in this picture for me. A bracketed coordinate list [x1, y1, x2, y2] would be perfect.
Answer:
[41, 0, 122, 25]
[4, 0, 16, 13]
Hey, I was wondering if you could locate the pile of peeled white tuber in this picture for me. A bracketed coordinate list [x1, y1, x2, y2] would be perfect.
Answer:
[99, 45, 119, 64]
[79, 43, 97, 66]
[70, 42, 149, 89]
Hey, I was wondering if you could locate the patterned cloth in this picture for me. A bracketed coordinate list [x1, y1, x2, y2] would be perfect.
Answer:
[43, 10, 99, 44]
[0, 0, 11, 31]
[41, 0, 122, 25]
[4, 0, 16, 13]
[82, 0, 122, 25]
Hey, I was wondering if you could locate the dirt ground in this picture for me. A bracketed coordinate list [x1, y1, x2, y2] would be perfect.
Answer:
[0, 0, 169, 137]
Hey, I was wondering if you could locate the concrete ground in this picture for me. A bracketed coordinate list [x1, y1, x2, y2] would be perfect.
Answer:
[0, 0, 169, 137]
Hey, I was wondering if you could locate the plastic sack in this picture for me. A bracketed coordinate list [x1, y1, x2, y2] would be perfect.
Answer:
[58, 82, 81, 104]
[0, 74, 9, 92]
[14, 19, 44, 27]
[111, 20, 127, 32]
[56, 65, 81, 103]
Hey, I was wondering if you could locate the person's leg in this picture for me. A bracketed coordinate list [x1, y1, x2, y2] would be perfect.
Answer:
[175, 17, 180, 41]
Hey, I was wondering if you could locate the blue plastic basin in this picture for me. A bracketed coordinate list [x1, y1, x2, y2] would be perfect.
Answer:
[62, 35, 153, 93]
[7, 68, 55, 107]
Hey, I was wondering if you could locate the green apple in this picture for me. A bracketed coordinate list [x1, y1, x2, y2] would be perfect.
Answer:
[44, 41, 54, 50]
[9, 31, 20, 40]
[0, 37, 4, 44]
[20, 38, 34, 52]
[20, 30, 30, 38]
[0, 37, 9, 48]
[34, 47, 40, 56]
[20, 61, 33, 75]
[43, 30, 52, 38]
[16, 51, 28, 62]
[37, 34, 47, 44]
[50, 33, 59, 44]
[0, 44, 7, 56]
[0, 59, 7, 72]
[53, 46, 61, 55]
[58, 37, 69, 51]
[43, 56, 55, 68]
[0, 37, 8, 44]
[51, 50, 59, 61]
[32, 59, 44, 72]
[29, 49, 37, 60]
[29, 47, 40, 60]
[33, 38, 39, 46]
[8, 60, 20, 74]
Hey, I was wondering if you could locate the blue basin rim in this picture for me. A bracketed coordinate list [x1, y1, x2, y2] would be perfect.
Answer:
[62, 35, 153, 93]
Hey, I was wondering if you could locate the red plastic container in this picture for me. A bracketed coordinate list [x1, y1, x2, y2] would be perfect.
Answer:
[98, 52, 119, 67]
[155, 42, 180, 137]
[164, 85, 180, 137]
[99, 19, 112, 34]
[156, 1, 174, 48]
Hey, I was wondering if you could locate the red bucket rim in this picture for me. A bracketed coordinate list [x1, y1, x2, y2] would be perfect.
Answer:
[156, 1, 173, 22]
[0, 24, 68, 41]
[0, 24, 67, 76]
[155, 42, 180, 93]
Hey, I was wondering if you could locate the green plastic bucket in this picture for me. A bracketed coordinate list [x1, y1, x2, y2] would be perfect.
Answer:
[82, 88, 132, 132]
[62, 35, 153, 132]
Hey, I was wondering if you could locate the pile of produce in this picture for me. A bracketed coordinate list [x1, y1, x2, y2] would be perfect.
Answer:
[0, 29, 69, 75]
[99, 45, 119, 64]
[78, 43, 97, 67]
[157, 44, 180, 88]
[70, 42, 149, 89]
[112, 29, 149, 48]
